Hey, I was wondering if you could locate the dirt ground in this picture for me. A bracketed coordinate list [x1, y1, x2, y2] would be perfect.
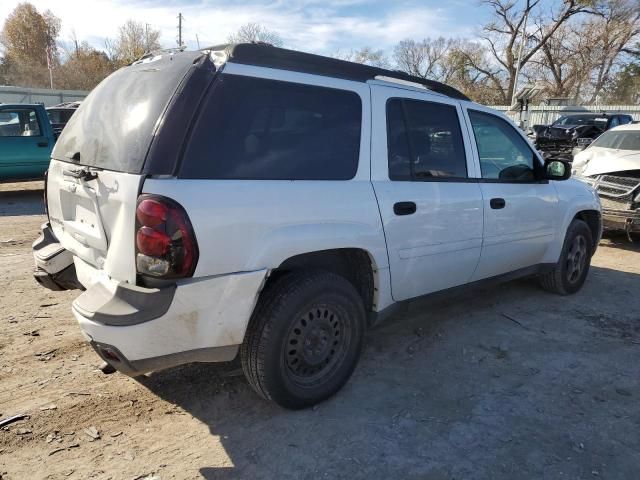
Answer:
[1, 180, 639, 480]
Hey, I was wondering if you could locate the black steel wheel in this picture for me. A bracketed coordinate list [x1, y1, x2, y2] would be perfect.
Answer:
[284, 305, 351, 387]
[540, 219, 593, 295]
[241, 270, 365, 409]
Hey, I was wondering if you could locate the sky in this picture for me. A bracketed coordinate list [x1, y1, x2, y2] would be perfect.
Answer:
[0, 0, 492, 56]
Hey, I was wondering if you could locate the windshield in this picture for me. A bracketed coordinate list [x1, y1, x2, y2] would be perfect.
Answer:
[553, 115, 607, 128]
[52, 51, 203, 173]
[590, 130, 640, 150]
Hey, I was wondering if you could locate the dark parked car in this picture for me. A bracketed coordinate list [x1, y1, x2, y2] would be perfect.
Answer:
[532, 113, 634, 160]
[46, 101, 81, 136]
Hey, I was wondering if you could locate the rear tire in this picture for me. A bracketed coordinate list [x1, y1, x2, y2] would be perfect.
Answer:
[241, 270, 365, 409]
[539, 219, 593, 295]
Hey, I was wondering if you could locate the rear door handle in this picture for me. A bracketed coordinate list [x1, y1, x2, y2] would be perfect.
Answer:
[37, 141, 49, 148]
[393, 201, 417, 216]
[490, 198, 506, 209]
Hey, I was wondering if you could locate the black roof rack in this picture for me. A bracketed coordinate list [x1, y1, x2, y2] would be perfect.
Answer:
[203, 43, 470, 101]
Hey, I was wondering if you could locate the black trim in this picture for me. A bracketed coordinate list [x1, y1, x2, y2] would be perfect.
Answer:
[390, 177, 480, 183]
[144, 54, 217, 176]
[369, 263, 555, 326]
[206, 43, 470, 100]
[477, 178, 549, 184]
[90, 342, 239, 376]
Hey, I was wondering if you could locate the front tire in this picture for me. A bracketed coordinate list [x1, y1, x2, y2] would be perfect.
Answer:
[539, 219, 593, 295]
[241, 270, 365, 409]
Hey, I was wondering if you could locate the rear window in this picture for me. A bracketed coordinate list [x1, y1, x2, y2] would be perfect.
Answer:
[180, 74, 362, 180]
[553, 115, 607, 128]
[51, 52, 203, 173]
[47, 109, 75, 124]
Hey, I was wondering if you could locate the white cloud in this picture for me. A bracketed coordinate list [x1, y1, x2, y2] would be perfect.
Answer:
[0, 0, 476, 56]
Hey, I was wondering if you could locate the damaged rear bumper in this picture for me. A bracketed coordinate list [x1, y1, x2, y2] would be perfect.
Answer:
[71, 265, 267, 376]
[32, 223, 82, 291]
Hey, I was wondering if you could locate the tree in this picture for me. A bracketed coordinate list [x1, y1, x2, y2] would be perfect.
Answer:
[391, 38, 504, 104]
[605, 41, 640, 103]
[56, 40, 114, 90]
[108, 20, 161, 66]
[393, 38, 459, 82]
[473, 0, 596, 104]
[526, 23, 589, 100]
[0, 2, 60, 87]
[227, 23, 283, 47]
[581, 0, 640, 103]
[333, 46, 388, 67]
[525, 0, 639, 103]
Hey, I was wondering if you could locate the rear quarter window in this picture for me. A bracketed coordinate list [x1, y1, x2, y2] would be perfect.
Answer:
[180, 74, 362, 180]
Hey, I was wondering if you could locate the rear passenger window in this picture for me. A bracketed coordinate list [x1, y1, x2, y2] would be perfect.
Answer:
[386, 98, 467, 180]
[180, 75, 362, 180]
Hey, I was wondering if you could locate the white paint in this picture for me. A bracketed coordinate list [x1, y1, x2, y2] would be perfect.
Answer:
[74, 269, 267, 361]
[369, 84, 484, 300]
[47, 159, 142, 284]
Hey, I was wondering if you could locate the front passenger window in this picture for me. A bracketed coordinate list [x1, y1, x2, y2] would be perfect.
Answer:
[468, 110, 536, 181]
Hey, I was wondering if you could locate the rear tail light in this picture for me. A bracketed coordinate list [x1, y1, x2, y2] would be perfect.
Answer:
[135, 194, 199, 279]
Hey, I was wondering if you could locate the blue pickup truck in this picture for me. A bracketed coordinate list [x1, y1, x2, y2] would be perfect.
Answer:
[0, 103, 56, 181]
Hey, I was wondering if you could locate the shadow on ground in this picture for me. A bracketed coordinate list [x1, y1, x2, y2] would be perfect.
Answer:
[0, 186, 45, 217]
[601, 231, 640, 253]
[139, 266, 640, 480]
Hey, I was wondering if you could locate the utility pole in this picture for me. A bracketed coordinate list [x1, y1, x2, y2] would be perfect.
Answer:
[145, 23, 150, 52]
[196, 34, 200, 49]
[46, 45, 53, 90]
[511, 9, 529, 107]
[177, 13, 183, 47]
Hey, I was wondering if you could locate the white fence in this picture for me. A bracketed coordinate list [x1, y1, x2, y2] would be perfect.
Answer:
[0, 86, 88, 106]
[490, 105, 640, 128]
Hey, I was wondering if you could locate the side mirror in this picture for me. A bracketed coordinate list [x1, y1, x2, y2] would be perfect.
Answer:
[545, 159, 571, 181]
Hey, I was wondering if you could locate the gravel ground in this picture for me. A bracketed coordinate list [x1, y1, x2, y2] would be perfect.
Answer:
[1, 180, 639, 480]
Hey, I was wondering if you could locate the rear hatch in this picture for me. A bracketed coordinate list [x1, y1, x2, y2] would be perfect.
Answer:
[46, 50, 209, 285]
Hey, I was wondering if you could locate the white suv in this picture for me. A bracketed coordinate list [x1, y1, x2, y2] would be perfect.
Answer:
[33, 44, 602, 409]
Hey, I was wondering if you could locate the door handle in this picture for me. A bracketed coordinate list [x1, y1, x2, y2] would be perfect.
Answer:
[490, 198, 506, 209]
[37, 141, 49, 148]
[393, 201, 417, 216]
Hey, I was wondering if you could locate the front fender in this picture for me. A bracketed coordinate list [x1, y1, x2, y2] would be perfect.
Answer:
[544, 179, 601, 263]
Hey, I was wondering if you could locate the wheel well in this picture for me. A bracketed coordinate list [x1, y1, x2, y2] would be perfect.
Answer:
[271, 249, 375, 315]
[574, 210, 601, 252]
